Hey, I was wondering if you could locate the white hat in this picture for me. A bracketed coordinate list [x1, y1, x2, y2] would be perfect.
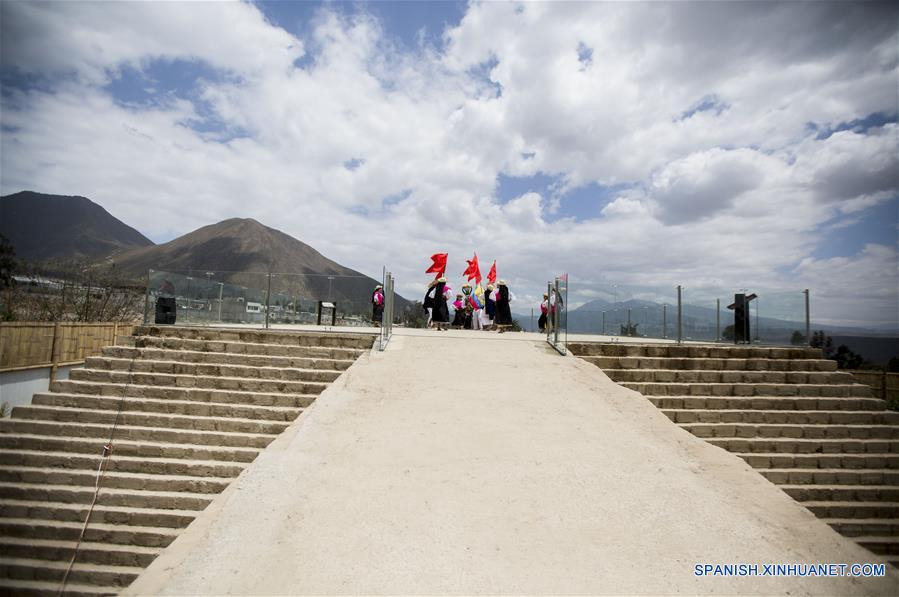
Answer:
[438, 277, 447, 283]
[498, 279, 507, 286]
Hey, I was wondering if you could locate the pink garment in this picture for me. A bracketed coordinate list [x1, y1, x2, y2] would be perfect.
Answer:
[373, 290, 384, 306]
[452, 299, 464, 310]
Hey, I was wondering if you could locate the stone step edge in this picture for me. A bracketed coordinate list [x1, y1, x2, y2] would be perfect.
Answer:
[821, 518, 899, 525]
[0, 535, 161, 556]
[0, 465, 234, 485]
[0, 482, 216, 502]
[0, 517, 179, 536]
[761, 468, 899, 475]
[131, 335, 368, 356]
[0, 498, 200, 518]
[132, 325, 376, 343]
[106, 345, 356, 366]
[54, 380, 318, 401]
[86, 356, 339, 377]
[32, 393, 304, 416]
[8, 406, 287, 433]
[72, 369, 329, 389]
[0, 555, 145, 576]
[0, 448, 250, 471]
[683, 423, 897, 430]
[663, 409, 896, 416]
[735, 452, 899, 459]
[0, 433, 261, 457]
[802, 500, 899, 508]
[0, 577, 120, 594]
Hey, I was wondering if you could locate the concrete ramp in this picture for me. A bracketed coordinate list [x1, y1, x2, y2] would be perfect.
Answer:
[127, 333, 899, 595]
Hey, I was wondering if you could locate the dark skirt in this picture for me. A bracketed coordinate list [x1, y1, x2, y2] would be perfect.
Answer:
[452, 309, 465, 327]
[372, 304, 384, 323]
[495, 300, 512, 325]
[538, 312, 547, 331]
[432, 299, 449, 323]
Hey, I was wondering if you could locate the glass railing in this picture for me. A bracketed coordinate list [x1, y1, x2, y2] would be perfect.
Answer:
[565, 279, 811, 346]
[546, 273, 568, 354]
[143, 269, 391, 330]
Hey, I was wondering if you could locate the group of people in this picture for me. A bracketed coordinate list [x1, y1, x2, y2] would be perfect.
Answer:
[423, 278, 514, 332]
[538, 290, 562, 333]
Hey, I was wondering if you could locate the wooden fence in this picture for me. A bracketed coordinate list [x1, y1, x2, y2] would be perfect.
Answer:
[847, 369, 899, 404]
[0, 322, 136, 375]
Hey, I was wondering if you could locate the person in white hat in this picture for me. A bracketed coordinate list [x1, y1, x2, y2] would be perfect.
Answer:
[431, 277, 452, 330]
[371, 284, 385, 324]
[494, 279, 514, 333]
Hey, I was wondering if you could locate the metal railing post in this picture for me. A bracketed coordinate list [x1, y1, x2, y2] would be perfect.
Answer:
[804, 289, 810, 346]
[676, 285, 683, 344]
[662, 304, 667, 338]
[143, 269, 152, 325]
[264, 273, 272, 329]
[716, 298, 720, 342]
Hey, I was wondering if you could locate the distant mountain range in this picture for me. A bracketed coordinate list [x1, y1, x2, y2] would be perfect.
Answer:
[1, 191, 408, 316]
[0, 191, 153, 262]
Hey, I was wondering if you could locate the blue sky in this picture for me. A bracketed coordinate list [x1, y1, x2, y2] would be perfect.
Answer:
[1, 1, 897, 328]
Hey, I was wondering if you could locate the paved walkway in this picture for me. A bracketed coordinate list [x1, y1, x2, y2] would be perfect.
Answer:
[127, 332, 899, 595]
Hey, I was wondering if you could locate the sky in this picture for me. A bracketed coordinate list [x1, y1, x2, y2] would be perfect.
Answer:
[1, 0, 897, 330]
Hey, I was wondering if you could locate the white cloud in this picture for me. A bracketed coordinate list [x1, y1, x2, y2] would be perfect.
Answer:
[1, 0, 897, 328]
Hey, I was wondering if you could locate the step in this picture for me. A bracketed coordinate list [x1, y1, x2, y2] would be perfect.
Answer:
[583, 356, 838, 372]
[68, 368, 328, 396]
[568, 343, 822, 360]
[0, 499, 197, 529]
[0, 536, 160, 568]
[52, 379, 316, 409]
[780, 484, 899, 502]
[708, 438, 899, 454]
[823, 518, 899, 537]
[803, 501, 899, 519]
[0, 556, 142, 589]
[0, 433, 260, 463]
[663, 409, 899, 425]
[11, 405, 291, 435]
[32, 393, 303, 423]
[759, 468, 899, 486]
[0, 449, 246, 478]
[85, 355, 342, 384]
[0, 483, 212, 511]
[855, 536, 899, 555]
[608, 369, 853, 385]
[132, 325, 376, 350]
[649, 396, 889, 411]
[103, 345, 355, 371]
[0, 419, 277, 449]
[0, 577, 114, 596]
[737, 453, 899, 470]
[0, 466, 232, 494]
[0, 517, 177, 547]
[682, 423, 899, 440]
[131, 335, 366, 360]
[621, 382, 871, 397]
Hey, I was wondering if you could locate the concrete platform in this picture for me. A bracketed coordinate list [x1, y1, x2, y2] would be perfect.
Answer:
[125, 333, 899, 595]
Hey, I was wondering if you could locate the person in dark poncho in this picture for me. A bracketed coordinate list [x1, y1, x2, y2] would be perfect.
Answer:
[494, 279, 513, 332]
[422, 279, 437, 328]
[431, 277, 451, 331]
[484, 283, 496, 330]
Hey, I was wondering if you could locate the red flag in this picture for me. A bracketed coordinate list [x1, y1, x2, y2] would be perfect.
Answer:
[426, 253, 448, 279]
[487, 260, 497, 285]
[462, 253, 482, 283]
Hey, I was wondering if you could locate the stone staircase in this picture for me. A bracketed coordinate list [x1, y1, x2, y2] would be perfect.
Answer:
[569, 342, 899, 567]
[0, 325, 374, 595]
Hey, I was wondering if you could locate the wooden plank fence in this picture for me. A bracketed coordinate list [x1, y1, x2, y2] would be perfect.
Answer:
[0, 322, 135, 378]
[847, 369, 899, 404]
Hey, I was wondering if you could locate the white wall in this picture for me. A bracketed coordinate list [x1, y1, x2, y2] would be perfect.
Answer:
[0, 365, 77, 416]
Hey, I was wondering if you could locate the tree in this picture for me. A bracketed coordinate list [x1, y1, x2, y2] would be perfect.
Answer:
[810, 330, 834, 358]
[887, 357, 899, 373]
[790, 330, 806, 345]
[0, 234, 15, 289]
[402, 302, 428, 328]
[722, 325, 734, 341]
[833, 344, 864, 369]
